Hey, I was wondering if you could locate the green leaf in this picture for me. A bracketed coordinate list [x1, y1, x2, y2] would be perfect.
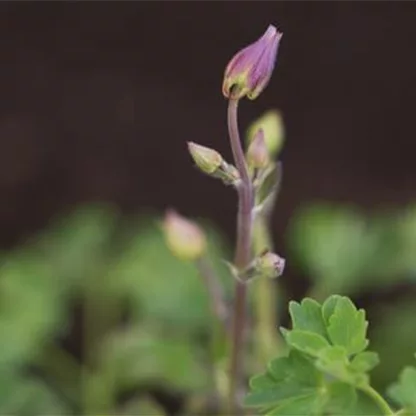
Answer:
[119, 397, 165, 415]
[267, 351, 322, 388]
[325, 381, 357, 414]
[246, 295, 378, 415]
[350, 351, 380, 373]
[322, 295, 341, 326]
[0, 373, 69, 415]
[100, 328, 207, 392]
[245, 351, 322, 409]
[285, 330, 330, 357]
[266, 357, 292, 383]
[283, 350, 322, 387]
[336, 390, 384, 416]
[288, 205, 371, 296]
[289, 298, 327, 339]
[388, 366, 416, 412]
[316, 346, 368, 387]
[326, 296, 368, 355]
[250, 373, 280, 390]
[370, 298, 416, 393]
[266, 392, 326, 416]
[245, 383, 315, 408]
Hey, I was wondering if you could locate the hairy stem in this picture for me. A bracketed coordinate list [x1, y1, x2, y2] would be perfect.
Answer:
[227, 97, 254, 414]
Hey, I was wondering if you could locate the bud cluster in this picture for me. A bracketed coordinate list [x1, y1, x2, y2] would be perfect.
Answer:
[163, 25, 286, 285]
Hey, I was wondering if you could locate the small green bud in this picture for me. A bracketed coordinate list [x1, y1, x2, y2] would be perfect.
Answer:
[163, 210, 206, 261]
[188, 142, 223, 174]
[187, 141, 240, 187]
[247, 110, 285, 157]
[246, 128, 270, 169]
[255, 250, 285, 278]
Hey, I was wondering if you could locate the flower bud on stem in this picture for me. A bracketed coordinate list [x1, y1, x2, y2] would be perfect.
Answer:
[188, 142, 241, 186]
[163, 210, 207, 261]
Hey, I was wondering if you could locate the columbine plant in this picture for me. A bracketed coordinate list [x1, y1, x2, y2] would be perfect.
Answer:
[163, 25, 416, 416]
[164, 25, 285, 413]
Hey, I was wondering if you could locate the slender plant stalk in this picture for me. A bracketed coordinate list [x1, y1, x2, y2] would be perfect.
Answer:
[195, 258, 230, 410]
[253, 215, 280, 364]
[196, 256, 228, 328]
[359, 384, 395, 415]
[227, 97, 254, 414]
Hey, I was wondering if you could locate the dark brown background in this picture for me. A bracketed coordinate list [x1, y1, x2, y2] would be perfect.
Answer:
[1, 1, 415, 257]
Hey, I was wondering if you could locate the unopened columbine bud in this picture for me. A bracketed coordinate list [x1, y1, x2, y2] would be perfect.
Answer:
[222, 25, 282, 100]
[246, 128, 270, 169]
[255, 250, 285, 278]
[163, 210, 206, 261]
[187, 141, 241, 186]
[188, 142, 223, 174]
[247, 110, 285, 157]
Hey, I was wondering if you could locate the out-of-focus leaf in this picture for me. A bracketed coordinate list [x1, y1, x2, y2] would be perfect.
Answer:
[336, 390, 383, 416]
[0, 373, 69, 415]
[101, 328, 208, 392]
[388, 362, 416, 413]
[370, 298, 416, 392]
[118, 396, 165, 415]
[288, 204, 372, 296]
[395, 205, 416, 277]
[350, 351, 380, 374]
[35, 204, 118, 289]
[0, 254, 69, 370]
[289, 203, 416, 298]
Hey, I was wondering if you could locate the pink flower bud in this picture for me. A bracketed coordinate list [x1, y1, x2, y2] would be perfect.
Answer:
[246, 128, 270, 169]
[223, 25, 282, 100]
[163, 210, 206, 261]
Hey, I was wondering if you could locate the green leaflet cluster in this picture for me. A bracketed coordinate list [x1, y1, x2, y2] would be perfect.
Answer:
[388, 362, 416, 414]
[244, 295, 384, 415]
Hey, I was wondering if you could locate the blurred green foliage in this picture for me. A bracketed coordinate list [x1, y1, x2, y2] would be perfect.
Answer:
[289, 203, 416, 297]
[0, 204, 232, 415]
[1, 201, 416, 415]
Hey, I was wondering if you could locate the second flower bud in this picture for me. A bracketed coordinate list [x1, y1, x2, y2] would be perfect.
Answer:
[188, 142, 240, 186]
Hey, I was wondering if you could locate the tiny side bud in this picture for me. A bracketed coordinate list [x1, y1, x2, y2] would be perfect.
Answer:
[163, 210, 206, 261]
[188, 142, 223, 174]
[255, 250, 285, 278]
[246, 128, 270, 169]
[222, 25, 283, 100]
